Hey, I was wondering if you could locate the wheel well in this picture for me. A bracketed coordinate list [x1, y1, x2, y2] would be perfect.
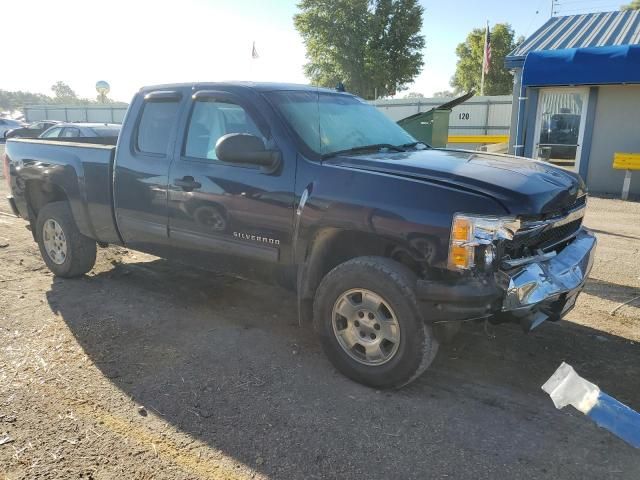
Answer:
[25, 181, 69, 219]
[299, 229, 422, 301]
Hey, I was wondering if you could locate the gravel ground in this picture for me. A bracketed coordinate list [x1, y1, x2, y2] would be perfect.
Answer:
[0, 172, 638, 479]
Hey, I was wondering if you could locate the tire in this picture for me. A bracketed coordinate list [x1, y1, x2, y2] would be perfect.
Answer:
[36, 201, 97, 278]
[314, 256, 439, 389]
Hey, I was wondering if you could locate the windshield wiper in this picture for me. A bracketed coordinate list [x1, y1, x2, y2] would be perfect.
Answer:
[400, 141, 430, 149]
[322, 143, 406, 159]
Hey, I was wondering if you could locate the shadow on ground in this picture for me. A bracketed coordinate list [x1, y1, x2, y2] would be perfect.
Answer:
[45, 258, 640, 479]
[583, 277, 640, 305]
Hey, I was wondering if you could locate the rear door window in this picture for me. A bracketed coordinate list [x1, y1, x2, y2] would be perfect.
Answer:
[136, 100, 180, 155]
[42, 127, 63, 138]
[61, 127, 80, 137]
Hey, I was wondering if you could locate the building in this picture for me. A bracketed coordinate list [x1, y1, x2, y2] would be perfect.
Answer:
[505, 10, 640, 196]
[373, 95, 512, 150]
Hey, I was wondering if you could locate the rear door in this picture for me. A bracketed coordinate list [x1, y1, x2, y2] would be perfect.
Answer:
[166, 89, 296, 276]
[113, 90, 184, 255]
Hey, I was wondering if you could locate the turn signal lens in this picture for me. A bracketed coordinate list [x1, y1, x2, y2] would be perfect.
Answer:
[452, 217, 471, 242]
[450, 245, 473, 269]
[449, 215, 474, 270]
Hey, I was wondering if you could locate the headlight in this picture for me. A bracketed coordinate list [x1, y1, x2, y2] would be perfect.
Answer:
[448, 214, 520, 270]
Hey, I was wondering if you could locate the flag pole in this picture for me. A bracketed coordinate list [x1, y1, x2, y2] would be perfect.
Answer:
[480, 20, 488, 96]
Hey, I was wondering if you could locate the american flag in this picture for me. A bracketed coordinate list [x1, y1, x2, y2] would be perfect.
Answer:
[483, 24, 491, 75]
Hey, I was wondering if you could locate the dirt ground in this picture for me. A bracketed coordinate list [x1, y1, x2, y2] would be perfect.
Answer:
[0, 163, 639, 479]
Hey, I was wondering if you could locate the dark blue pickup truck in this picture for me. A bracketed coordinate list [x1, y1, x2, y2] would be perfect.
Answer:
[3, 82, 596, 388]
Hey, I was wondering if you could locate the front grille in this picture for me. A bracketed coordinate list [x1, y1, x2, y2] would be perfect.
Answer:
[505, 217, 583, 258]
[535, 218, 583, 249]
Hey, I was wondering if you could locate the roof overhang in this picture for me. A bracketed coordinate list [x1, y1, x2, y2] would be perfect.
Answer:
[504, 56, 525, 70]
[521, 45, 640, 87]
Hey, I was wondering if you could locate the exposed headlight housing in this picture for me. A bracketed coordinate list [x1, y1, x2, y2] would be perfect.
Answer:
[448, 214, 520, 270]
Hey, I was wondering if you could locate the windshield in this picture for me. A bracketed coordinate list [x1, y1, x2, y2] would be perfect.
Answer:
[266, 90, 418, 157]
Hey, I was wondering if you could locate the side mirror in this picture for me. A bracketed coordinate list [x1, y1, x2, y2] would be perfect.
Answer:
[215, 133, 281, 174]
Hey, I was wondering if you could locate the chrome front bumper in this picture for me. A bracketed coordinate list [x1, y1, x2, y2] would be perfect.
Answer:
[501, 228, 597, 313]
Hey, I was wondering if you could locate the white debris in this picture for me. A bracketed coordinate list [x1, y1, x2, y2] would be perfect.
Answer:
[542, 362, 600, 414]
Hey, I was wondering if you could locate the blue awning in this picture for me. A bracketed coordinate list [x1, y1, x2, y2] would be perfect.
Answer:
[522, 45, 640, 87]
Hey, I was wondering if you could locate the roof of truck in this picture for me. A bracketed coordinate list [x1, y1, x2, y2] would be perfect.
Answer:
[139, 81, 345, 94]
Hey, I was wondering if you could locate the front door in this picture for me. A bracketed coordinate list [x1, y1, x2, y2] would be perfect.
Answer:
[533, 88, 589, 171]
[166, 90, 296, 280]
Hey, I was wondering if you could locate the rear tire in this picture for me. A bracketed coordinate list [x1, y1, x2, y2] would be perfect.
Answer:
[314, 257, 438, 389]
[36, 201, 96, 278]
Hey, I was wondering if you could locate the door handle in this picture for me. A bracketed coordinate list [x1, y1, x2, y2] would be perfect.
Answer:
[174, 176, 202, 191]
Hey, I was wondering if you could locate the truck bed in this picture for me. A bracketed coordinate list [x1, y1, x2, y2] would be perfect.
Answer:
[5, 138, 121, 244]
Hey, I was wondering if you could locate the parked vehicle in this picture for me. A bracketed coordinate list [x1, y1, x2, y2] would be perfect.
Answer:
[3, 82, 596, 388]
[39, 122, 120, 142]
[5, 121, 60, 139]
[1, 118, 25, 139]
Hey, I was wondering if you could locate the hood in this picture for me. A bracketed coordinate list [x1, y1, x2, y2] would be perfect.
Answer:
[323, 148, 586, 216]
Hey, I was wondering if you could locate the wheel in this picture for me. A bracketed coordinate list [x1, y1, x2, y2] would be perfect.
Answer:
[36, 201, 97, 278]
[314, 257, 439, 389]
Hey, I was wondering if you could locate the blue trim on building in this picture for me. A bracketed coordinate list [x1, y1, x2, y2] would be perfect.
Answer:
[523, 88, 539, 159]
[578, 87, 599, 181]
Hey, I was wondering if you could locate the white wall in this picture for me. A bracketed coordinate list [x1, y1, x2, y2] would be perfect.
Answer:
[372, 95, 512, 136]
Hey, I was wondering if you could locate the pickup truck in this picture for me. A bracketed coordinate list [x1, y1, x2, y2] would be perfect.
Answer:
[3, 82, 596, 388]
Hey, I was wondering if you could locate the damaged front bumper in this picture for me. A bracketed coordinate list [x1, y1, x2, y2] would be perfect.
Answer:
[417, 228, 597, 331]
[498, 228, 596, 328]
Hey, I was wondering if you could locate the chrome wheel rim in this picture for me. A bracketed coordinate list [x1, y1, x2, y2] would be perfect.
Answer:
[42, 219, 67, 265]
[331, 289, 401, 366]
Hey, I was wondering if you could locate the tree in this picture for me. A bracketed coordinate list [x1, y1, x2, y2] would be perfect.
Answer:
[294, 0, 425, 99]
[51, 81, 78, 103]
[96, 93, 114, 104]
[451, 23, 520, 96]
[403, 91, 425, 98]
[433, 90, 454, 98]
[0, 90, 51, 112]
[622, 0, 640, 9]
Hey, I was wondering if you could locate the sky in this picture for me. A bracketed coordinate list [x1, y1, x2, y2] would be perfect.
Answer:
[2, 0, 629, 102]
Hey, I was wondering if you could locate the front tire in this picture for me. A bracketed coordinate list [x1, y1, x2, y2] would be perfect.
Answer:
[314, 257, 438, 389]
[36, 201, 97, 278]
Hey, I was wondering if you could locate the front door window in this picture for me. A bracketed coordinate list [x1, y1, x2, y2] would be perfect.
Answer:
[534, 88, 589, 171]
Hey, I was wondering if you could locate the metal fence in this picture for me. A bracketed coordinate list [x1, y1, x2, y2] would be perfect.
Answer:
[23, 95, 514, 142]
[372, 95, 513, 136]
[24, 105, 128, 124]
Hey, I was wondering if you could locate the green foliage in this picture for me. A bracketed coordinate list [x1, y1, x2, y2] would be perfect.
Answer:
[294, 0, 425, 99]
[403, 91, 425, 98]
[451, 23, 520, 96]
[433, 90, 454, 98]
[0, 90, 51, 112]
[622, 0, 640, 9]
[51, 81, 78, 102]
